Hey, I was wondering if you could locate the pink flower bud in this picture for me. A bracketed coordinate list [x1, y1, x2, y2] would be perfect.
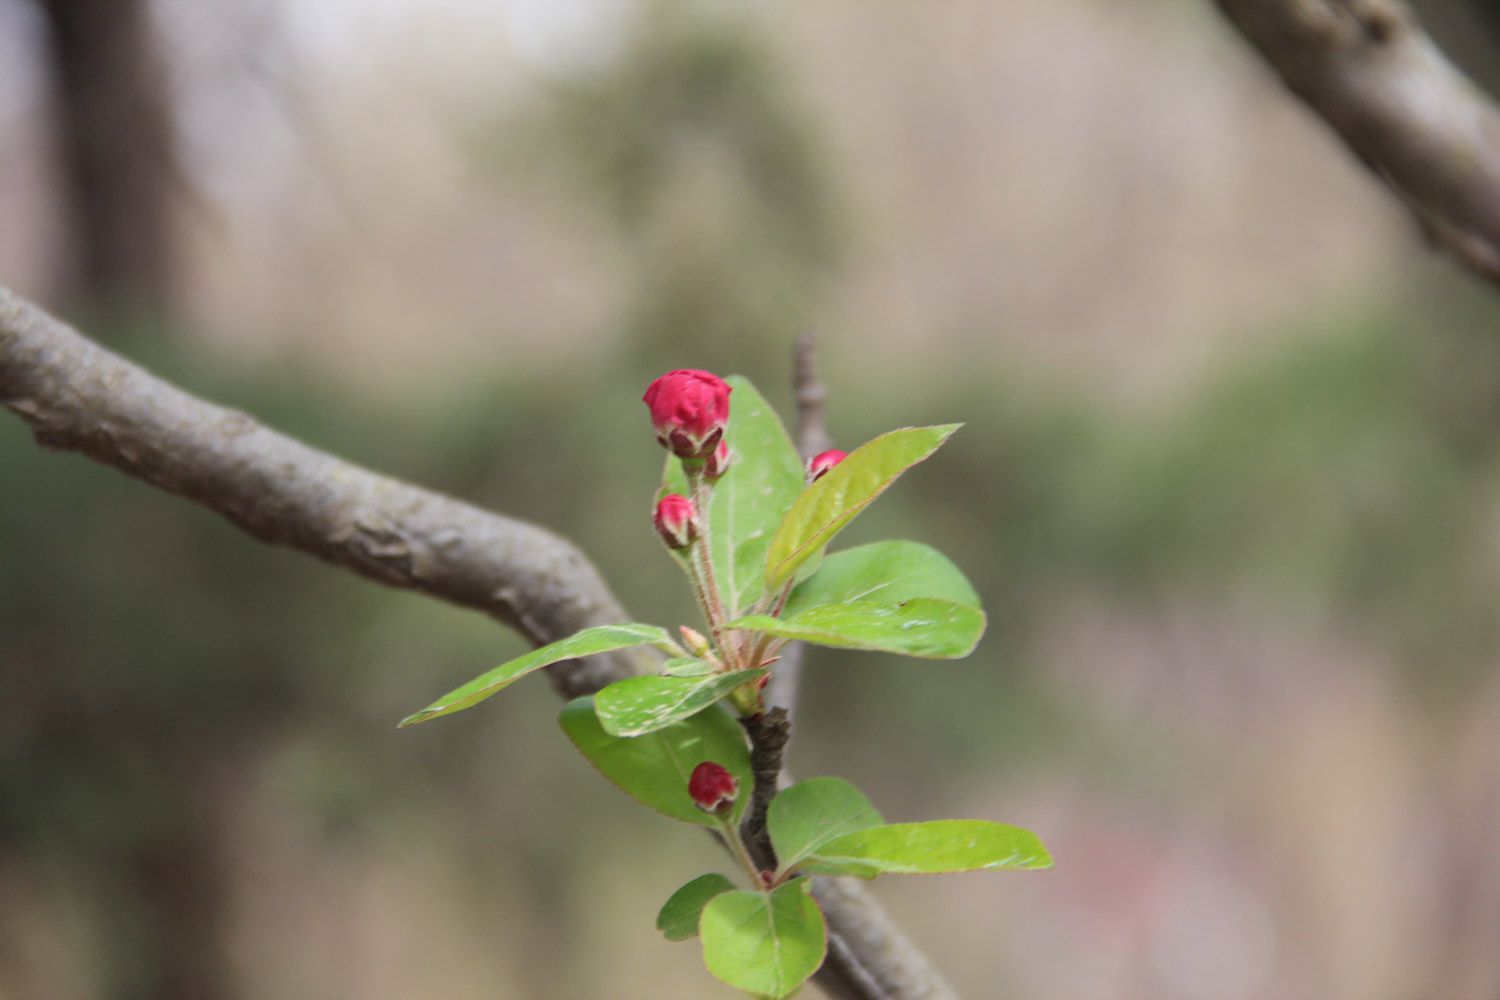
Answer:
[689, 761, 739, 814]
[808, 449, 848, 482]
[703, 441, 731, 480]
[653, 494, 698, 550]
[643, 370, 732, 459]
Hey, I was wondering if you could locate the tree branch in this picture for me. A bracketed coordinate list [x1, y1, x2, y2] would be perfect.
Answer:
[762, 331, 834, 720]
[0, 286, 956, 1000]
[1213, 0, 1500, 288]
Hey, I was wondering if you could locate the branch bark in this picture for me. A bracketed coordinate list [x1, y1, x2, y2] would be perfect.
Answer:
[1214, 0, 1500, 286]
[0, 286, 956, 1000]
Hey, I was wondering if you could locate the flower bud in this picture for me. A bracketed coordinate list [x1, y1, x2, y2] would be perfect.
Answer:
[679, 625, 712, 658]
[689, 761, 739, 815]
[808, 449, 848, 482]
[703, 441, 731, 480]
[643, 370, 732, 459]
[653, 494, 698, 550]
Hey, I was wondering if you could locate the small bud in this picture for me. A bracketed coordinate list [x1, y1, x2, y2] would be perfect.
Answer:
[653, 494, 698, 550]
[703, 441, 731, 480]
[808, 449, 848, 482]
[679, 625, 712, 658]
[643, 370, 732, 459]
[688, 761, 739, 814]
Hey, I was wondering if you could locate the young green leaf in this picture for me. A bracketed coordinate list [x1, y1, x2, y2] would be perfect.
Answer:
[767, 778, 884, 876]
[594, 669, 769, 737]
[783, 540, 980, 619]
[700, 880, 827, 999]
[399, 623, 672, 727]
[803, 820, 1052, 879]
[764, 425, 960, 591]
[657, 873, 738, 941]
[558, 697, 752, 827]
[725, 597, 985, 659]
[664, 375, 805, 616]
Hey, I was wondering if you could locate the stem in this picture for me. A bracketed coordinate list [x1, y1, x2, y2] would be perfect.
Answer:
[689, 472, 735, 663]
[715, 813, 766, 889]
[738, 707, 790, 872]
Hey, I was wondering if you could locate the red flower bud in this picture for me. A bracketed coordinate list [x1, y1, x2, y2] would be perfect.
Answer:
[689, 761, 739, 814]
[808, 449, 848, 482]
[643, 370, 732, 459]
[703, 441, 731, 480]
[653, 494, 698, 550]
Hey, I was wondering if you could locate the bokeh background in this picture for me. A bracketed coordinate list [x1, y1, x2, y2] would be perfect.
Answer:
[5, 1, 1500, 997]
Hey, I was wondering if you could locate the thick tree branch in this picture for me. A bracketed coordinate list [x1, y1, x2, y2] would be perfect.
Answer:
[1215, 0, 1500, 286]
[0, 286, 955, 1000]
[0, 287, 648, 697]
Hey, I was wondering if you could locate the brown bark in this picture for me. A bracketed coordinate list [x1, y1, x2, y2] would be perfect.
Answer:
[1214, 0, 1500, 287]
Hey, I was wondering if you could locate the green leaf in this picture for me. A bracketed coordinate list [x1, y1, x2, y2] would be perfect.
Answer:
[594, 669, 769, 737]
[767, 778, 884, 876]
[399, 623, 671, 727]
[784, 541, 980, 619]
[700, 881, 826, 999]
[558, 697, 752, 827]
[804, 820, 1052, 879]
[664, 376, 805, 616]
[662, 656, 716, 677]
[657, 874, 738, 941]
[725, 598, 985, 659]
[764, 425, 959, 591]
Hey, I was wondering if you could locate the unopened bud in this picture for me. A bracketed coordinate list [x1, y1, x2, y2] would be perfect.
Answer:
[679, 625, 712, 658]
[643, 370, 732, 459]
[688, 761, 739, 814]
[653, 494, 698, 550]
[808, 449, 848, 482]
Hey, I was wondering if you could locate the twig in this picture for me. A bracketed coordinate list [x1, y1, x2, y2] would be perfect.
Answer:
[0, 286, 957, 1000]
[738, 707, 791, 871]
[762, 331, 834, 718]
[1214, 0, 1500, 290]
[794, 330, 834, 460]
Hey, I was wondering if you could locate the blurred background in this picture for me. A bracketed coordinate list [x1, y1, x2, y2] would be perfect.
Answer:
[4, 0, 1500, 997]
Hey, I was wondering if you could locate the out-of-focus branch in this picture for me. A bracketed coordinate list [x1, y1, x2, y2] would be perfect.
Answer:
[1214, 0, 1500, 287]
[0, 286, 647, 697]
[763, 331, 834, 720]
[0, 287, 957, 1000]
[794, 330, 834, 460]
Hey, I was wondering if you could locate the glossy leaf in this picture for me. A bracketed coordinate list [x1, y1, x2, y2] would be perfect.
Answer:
[764, 425, 960, 591]
[664, 375, 805, 615]
[804, 820, 1052, 879]
[558, 697, 752, 827]
[657, 873, 737, 941]
[768, 777, 884, 876]
[399, 623, 671, 727]
[784, 541, 980, 619]
[700, 880, 826, 999]
[594, 669, 769, 737]
[725, 598, 985, 659]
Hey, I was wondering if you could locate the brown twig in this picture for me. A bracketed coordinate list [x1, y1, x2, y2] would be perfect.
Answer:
[0, 286, 957, 1000]
[738, 707, 791, 871]
[1214, 0, 1500, 290]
